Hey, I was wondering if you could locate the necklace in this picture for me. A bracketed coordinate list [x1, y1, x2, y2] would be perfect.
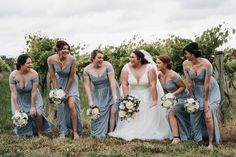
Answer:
[57, 56, 67, 67]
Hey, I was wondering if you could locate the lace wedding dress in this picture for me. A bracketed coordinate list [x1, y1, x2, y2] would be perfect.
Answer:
[109, 64, 172, 141]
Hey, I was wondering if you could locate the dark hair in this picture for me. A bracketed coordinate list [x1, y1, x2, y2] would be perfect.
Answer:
[16, 54, 32, 70]
[90, 49, 104, 62]
[132, 50, 149, 65]
[55, 40, 70, 52]
[157, 55, 172, 69]
[183, 42, 201, 57]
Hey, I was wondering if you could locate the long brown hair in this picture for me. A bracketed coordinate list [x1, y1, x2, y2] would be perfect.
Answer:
[157, 55, 172, 69]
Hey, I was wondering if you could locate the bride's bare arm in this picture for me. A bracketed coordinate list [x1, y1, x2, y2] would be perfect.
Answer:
[148, 68, 158, 106]
[120, 67, 129, 96]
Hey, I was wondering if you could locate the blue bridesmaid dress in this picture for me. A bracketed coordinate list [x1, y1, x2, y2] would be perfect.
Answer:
[10, 77, 52, 136]
[83, 64, 120, 137]
[48, 56, 83, 135]
[160, 74, 191, 141]
[184, 67, 221, 144]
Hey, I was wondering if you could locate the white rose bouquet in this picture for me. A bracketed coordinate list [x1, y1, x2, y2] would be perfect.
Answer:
[86, 105, 100, 120]
[184, 98, 200, 113]
[119, 95, 140, 121]
[161, 93, 177, 109]
[12, 112, 28, 127]
[49, 89, 66, 105]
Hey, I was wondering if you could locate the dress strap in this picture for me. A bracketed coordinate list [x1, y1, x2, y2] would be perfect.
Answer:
[83, 70, 90, 78]
[48, 63, 54, 68]
[183, 68, 189, 77]
[32, 77, 39, 83]
[123, 63, 131, 73]
[106, 64, 114, 73]
[172, 74, 181, 82]
[205, 67, 213, 75]
[9, 78, 17, 85]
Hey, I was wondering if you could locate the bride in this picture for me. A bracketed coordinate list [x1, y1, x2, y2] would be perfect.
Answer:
[109, 50, 171, 141]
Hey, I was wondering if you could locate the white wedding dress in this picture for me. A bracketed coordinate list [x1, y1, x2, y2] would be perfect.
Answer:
[109, 64, 172, 141]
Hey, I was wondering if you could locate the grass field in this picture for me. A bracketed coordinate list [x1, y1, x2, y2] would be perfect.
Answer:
[1, 73, 236, 157]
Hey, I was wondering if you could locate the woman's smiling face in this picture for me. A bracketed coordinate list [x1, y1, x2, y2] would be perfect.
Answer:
[129, 53, 140, 67]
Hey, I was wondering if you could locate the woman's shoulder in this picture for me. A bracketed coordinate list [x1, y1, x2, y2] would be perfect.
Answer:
[103, 61, 111, 66]
[182, 60, 190, 68]
[122, 63, 130, 71]
[68, 55, 76, 61]
[30, 69, 38, 77]
[146, 63, 155, 70]
[9, 70, 18, 79]
[84, 64, 92, 72]
[170, 70, 181, 80]
[47, 54, 57, 63]
[200, 58, 212, 68]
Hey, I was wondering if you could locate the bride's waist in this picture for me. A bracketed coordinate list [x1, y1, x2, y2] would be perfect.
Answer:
[130, 85, 149, 91]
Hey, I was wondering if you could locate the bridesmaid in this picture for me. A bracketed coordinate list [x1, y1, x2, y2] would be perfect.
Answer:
[9, 54, 52, 136]
[83, 49, 120, 138]
[47, 40, 83, 139]
[156, 55, 191, 144]
[182, 42, 221, 149]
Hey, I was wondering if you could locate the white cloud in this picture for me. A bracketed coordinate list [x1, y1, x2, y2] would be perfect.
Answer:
[0, 0, 235, 57]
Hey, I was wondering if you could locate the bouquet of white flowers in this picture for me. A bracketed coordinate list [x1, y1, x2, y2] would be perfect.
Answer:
[184, 98, 200, 113]
[12, 112, 28, 127]
[49, 89, 66, 105]
[161, 93, 177, 109]
[119, 95, 140, 121]
[86, 105, 100, 120]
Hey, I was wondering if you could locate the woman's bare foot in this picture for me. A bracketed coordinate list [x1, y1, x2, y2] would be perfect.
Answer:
[207, 144, 214, 150]
[59, 133, 66, 139]
[171, 137, 181, 144]
[73, 131, 79, 140]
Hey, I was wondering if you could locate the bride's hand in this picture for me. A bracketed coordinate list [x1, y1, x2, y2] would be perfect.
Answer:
[149, 100, 157, 108]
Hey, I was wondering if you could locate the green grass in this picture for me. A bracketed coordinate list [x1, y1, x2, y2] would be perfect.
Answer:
[1, 73, 236, 157]
[0, 72, 13, 132]
[1, 131, 236, 157]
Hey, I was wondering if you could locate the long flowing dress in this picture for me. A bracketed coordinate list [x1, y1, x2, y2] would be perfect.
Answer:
[48, 57, 83, 135]
[83, 64, 121, 137]
[109, 64, 172, 141]
[160, 74, 191, 141]
[10, 77, 52, 136]
[184, 67, 221, 144]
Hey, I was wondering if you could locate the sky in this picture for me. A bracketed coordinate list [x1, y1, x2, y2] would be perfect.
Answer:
[0, 0, 236, 57]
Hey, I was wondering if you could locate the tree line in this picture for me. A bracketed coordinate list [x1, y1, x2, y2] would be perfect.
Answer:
[1, 24, 235, 106]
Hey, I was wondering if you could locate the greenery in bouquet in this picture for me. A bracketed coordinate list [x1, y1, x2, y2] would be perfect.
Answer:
[184, 98, 200, 113]
[119, 95, 140, 121]
[49, 88, 66, 105]
[161, 93, 177, 109]
[12, 112, 28, 127]
[86, 105, 100, 120]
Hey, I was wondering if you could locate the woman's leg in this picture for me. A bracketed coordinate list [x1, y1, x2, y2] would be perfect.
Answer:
[109, 104, 116, 132]
[68, 97, 79, 139]
[35, 112, 43, 135]
[168, 110, 180, 144]
[204, 106, 214, 149]
[174, 105, 191, 141]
